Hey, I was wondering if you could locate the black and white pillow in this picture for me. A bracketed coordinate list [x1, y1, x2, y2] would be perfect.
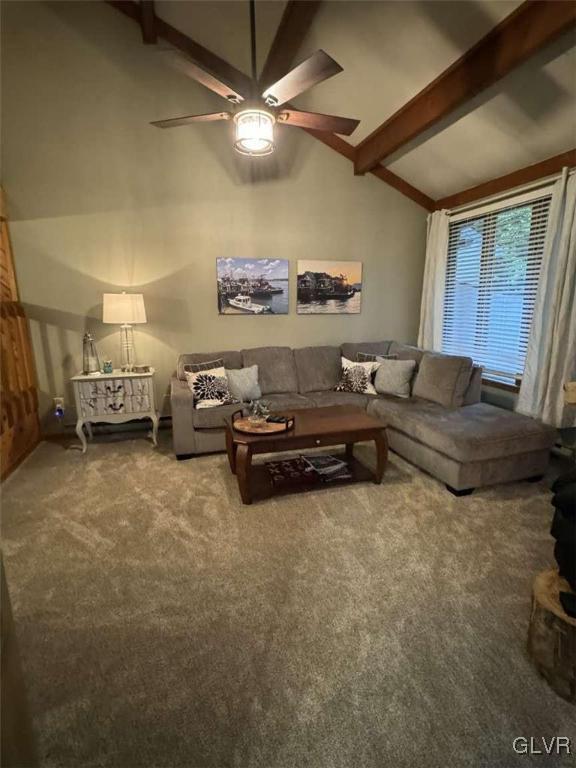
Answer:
[184, 365, 237, 409]
[335, 357, 378, 395]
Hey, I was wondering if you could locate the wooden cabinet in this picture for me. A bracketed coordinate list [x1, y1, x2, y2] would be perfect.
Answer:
[0, 188, 40, 480]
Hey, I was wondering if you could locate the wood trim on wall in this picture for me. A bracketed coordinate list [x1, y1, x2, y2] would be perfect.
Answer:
[435, 149, 576, 210]
[0, 188, 41, 481]
[354, 0, 576, 175]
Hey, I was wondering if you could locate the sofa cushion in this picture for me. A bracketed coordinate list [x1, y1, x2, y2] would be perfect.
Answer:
[341, 340, 392, 361]
[412, 353, 473, 408]
[307, 390, 371, 409]
[241, 347, 298, 394]
[294, 346, 341, 393]
[192, 402, 243, 429]
[264, 393, 314, 411]
[367, 398, 557, 462]
[178, 351, 242, 380]
[388, 342, 427, 366]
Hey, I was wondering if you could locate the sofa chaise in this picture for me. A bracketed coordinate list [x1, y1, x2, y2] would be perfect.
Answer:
[170, 341, 557, 495]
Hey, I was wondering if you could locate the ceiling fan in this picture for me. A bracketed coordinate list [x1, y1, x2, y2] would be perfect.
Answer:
[150, 0, 359, 156]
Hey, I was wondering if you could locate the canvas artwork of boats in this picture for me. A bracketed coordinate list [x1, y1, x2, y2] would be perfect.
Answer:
[217, 258, 289, 315]
[297, 260, 362, 314]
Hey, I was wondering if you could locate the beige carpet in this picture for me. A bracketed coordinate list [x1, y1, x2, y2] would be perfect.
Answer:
[2, 434, 574, 768]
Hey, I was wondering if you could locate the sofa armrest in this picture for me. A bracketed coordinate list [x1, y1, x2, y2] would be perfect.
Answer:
[170, 376, 196, 456]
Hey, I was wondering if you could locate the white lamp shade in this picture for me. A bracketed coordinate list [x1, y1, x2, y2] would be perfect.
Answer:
[102, 293, 147, 324]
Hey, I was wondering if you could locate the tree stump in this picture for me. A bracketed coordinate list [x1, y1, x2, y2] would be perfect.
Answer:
[528, 569, 576, 704]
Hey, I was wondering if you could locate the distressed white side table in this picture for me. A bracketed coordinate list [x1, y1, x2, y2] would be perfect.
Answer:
[71, 369, 159, 453]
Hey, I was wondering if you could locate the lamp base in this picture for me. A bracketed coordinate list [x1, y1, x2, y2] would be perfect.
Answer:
[120, 324, 136, 372]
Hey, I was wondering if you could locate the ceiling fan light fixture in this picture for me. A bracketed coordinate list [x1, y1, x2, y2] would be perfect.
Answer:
[233, 109, 275, 156]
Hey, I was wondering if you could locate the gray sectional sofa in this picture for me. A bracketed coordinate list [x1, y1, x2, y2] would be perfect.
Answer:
[170, 341, 557, 494]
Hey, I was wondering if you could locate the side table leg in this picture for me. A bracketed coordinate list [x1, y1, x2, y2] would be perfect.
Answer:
[373, 431, 388, 484]
[236, 444, 253, 505]
[76, 420, 88, 454]
[150, 413, 159, 447]
[226, 428, 237, 474]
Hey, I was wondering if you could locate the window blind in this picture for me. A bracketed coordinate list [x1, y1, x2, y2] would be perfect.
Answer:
[442, 195, 551, 386]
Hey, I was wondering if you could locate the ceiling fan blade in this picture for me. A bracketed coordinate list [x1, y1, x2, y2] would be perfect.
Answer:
[160, 50, 246, 104]
[262, 50, 343, 107]
[278, 109, 359, 136]
[151, 112, 232, 129]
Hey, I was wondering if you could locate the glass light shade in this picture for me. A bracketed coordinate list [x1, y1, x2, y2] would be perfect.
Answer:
[233, 109, 275, 156]
[102, 293, 147, 324]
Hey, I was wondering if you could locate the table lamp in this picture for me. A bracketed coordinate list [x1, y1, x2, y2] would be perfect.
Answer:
[102, 292, 147, 372]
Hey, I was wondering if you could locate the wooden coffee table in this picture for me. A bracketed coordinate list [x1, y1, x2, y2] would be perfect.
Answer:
[224, 405, 388, 505]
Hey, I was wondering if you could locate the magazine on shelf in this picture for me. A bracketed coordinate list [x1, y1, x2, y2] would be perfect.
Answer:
[301, 454, 351, 481]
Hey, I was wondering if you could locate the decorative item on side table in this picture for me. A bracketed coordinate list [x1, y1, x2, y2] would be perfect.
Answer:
[71, 367, 159, 453]
[82, 332, 101, 375]
[102, 292, 147, 372]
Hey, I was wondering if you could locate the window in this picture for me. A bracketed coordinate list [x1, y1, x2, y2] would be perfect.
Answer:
[442, 192, 552, 387]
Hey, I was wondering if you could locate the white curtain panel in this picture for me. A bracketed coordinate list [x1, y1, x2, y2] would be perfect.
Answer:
[417, 210, 450, 351]
[517, 168, 576, 428]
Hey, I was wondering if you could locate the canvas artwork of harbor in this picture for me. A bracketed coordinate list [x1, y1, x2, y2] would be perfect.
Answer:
[297, 260, 362, 314]
[217, 258, 289, 315]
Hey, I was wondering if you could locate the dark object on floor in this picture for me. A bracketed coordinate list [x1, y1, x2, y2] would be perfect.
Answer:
[1, 559, 37, 767]
[528, 569, 576, 704]
[550, 467, 576, 603]
[560, 591, 576, 618]
[446, 485, 474, 497]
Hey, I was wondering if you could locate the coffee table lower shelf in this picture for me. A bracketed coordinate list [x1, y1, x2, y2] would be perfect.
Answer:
[243, 454, 375, 503]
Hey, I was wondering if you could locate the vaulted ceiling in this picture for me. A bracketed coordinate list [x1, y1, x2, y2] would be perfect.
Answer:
[111, 0, 576, 210]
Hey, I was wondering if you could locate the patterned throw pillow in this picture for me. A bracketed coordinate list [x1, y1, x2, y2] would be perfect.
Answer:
[357, 352, 398, 363]
[184, 366, 238, 409]
[183, 358, 224, 374]
[335, 357, 378, 395]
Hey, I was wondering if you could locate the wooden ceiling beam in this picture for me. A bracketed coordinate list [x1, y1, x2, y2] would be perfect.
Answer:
[140, 1, 157, 44]
[260, 1, 322, 91]
[435, 149, 576, 210]
[108, 0, 253, 95]
[354, 0, 576, 175]
[106, 0, 433, 210]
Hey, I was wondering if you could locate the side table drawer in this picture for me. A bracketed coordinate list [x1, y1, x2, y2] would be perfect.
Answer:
[80, 396, 126, 418]
[77, 377, 151, 399]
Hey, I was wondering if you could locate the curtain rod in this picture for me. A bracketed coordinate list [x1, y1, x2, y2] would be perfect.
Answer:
[446, 167, 574, 217]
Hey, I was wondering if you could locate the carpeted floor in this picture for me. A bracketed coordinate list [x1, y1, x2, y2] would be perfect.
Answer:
[2, 433, 574, 768]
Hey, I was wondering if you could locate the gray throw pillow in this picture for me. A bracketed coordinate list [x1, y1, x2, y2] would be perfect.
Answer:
[226, 365, 262, 402]
[374, 358, 417, 398]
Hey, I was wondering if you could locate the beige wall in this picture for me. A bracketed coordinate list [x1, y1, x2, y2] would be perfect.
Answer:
[1, 1, 427, 427]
